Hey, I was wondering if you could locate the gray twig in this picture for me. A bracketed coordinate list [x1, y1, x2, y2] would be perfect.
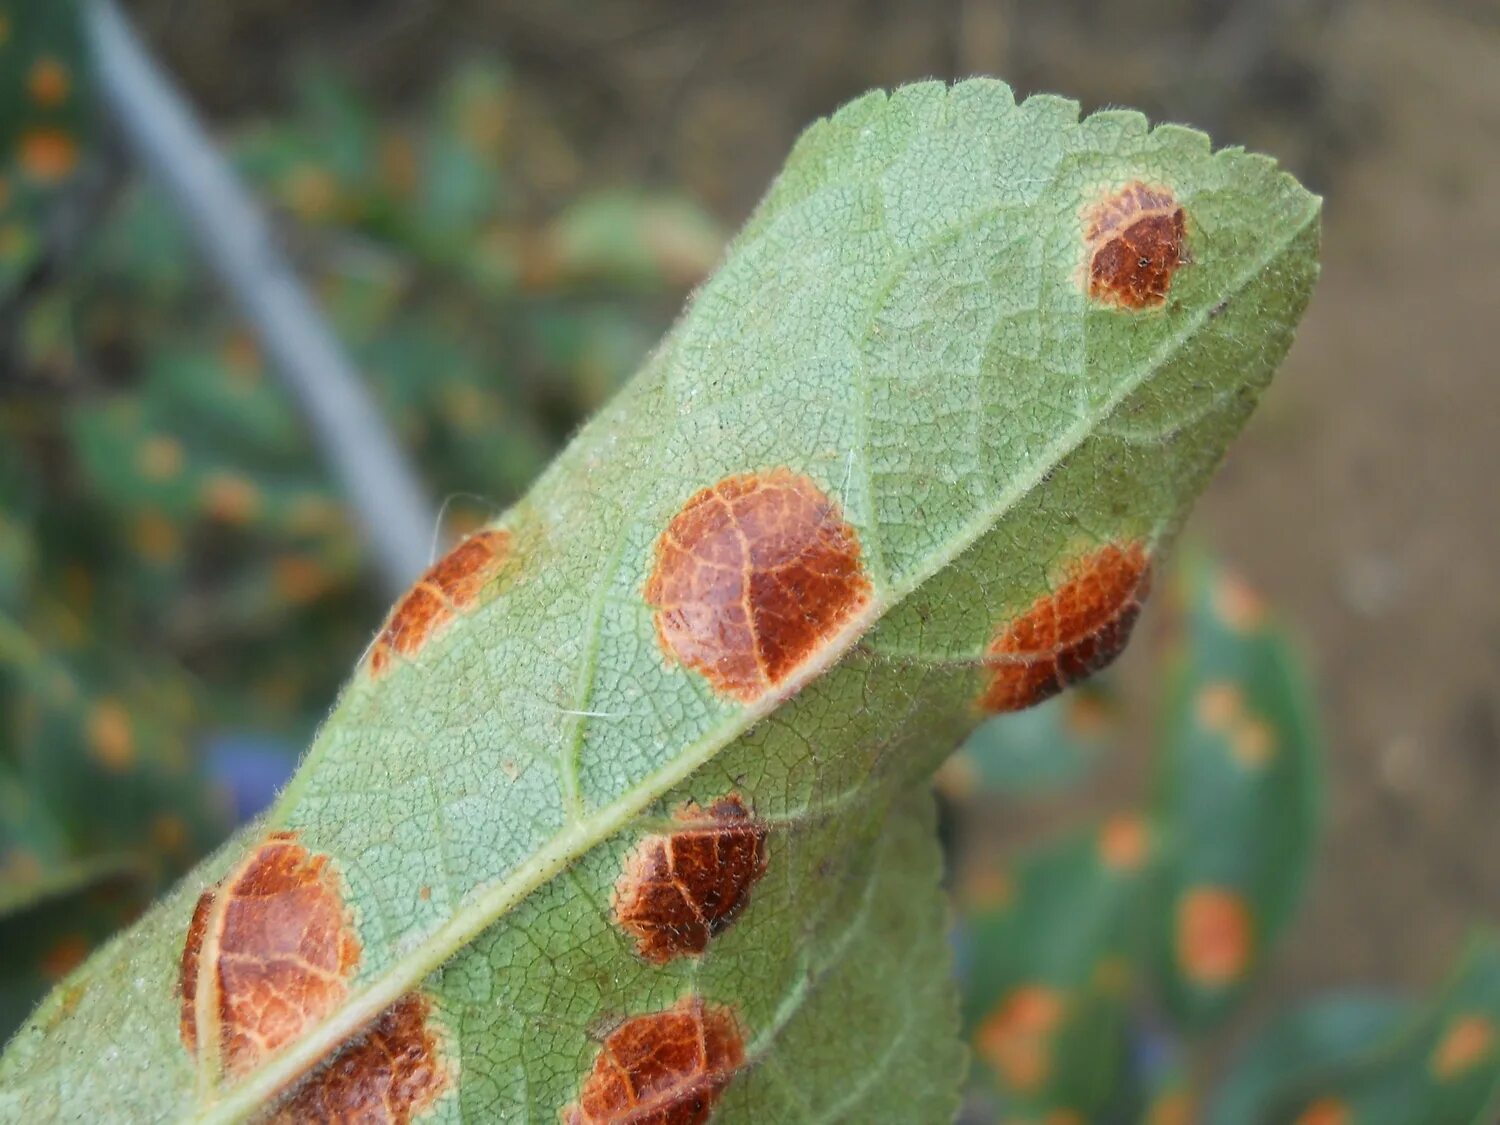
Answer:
[82, 0, 436, 597]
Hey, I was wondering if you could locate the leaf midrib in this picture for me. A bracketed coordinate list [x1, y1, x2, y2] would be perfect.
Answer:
[194, 194, 1316, 1125]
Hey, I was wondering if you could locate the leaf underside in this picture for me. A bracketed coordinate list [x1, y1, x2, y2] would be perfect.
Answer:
[0, 79, 1319, 1123]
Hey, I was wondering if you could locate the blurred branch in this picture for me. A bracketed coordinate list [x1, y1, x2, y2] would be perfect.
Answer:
[81, 0, 436, 598]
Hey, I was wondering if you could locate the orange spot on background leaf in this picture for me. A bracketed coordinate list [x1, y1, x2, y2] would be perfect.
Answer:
[87, 699, 135, 772]
[645, 470, 871, 703]
[1098, 813, 1151, 872]
[565, 997, 746, 1125]
[369, 530, 511, 676]
[18, 128, 78, 183]
[976, 985, 1065, 1094]
[1177, 886, 1254, 988]
[178, 833, 361, 1076]
[268, 993, 448, 1124]
[27, 58, 71, 107]
[1431, 1013, 1496, 1080]
[613, 795, 768, 963]
[978, 543, 1152, 714]
[1293, 1097, 1351, 1125]
[1083, 182, 1186, 310]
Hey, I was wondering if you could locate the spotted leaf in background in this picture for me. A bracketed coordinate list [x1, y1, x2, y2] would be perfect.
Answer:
[1150, 558, 1321, 1030]
[962, 823, 1155, 1120]
[0, 0, 89, 299]
[1, 80, 1318, 1121]
[1209, 991, 1415, 1125]
[1271, 935, 1500, 1125]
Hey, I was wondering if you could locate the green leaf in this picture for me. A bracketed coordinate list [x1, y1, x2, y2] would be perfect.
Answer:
[1272, 935, 1500, 1125]
[0, 0, 90, 299]
[1, 80, 1319, 1121]
[962, 822, 1153, 1117]
[1149, 557, 1322, 1030]
[942, 686, 1116, 799]
[1209, 992, 1414, 1125]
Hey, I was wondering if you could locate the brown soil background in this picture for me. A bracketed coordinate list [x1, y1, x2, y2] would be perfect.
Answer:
[134, 0, 1500, 1076]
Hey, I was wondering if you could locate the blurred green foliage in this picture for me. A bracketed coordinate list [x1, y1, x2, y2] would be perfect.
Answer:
[948, 558, 1500, 1123]
[0, 36, 723, 1037]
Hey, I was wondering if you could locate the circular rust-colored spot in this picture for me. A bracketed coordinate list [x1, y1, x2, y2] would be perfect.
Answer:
[137, 435, 185, 482]
[975, 984, 1065, 1094]
[1196, 682, 1244, 732]
[1176, 886, 1253, 988]
[27, 58, 71, 107]
[978, 543, 1152, 714]
[201, 473, 262, 525]
[1214, 572, 1267, 631]
[268, 993, 448, 1124]
[646, 470, 872, 703]
[1293, 1097, 1351, 1125]
[1431, 1013, 1496, 1080]
[18, 128, 78, 183]
[613, 795, 768, 963]
[1146, 1091, 1194, 1125]
[565, 996, 746, 1125]
[1098, 814, 1150, 872]
[368, 529, 511, 677]
[1232, 718, 1276, 769]
[1083, 182, 1186, 310]
[178, 832, 361, 1076]
[87, 699, 135, 772]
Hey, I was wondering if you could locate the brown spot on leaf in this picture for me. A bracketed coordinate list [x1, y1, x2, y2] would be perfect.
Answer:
[978, 543, 1152, 713]
[369, 530, 511, 676]
[268, 993, 448, 1124]
[27, 58, 71, 108]
[566, 997, 746, 1125]
[976, 984, 1065, 1094]
[1083, 182, 1186, 310]
[1293, 1098, 1351, 1125]
[178, 832, 361, 1076]
[1097, 813, 1150, 872]
[1431, 1014, 1496, 1080]
[86, 698, 135, 771]
[18, 127, 78, 183]
[613, 795, 768, 963]
[1176, 886, 1253, 988]
[646, 470, 872, 703]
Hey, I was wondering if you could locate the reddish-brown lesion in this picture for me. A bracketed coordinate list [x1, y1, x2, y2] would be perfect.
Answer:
[566, 997, 747, 1125]
[977, 542, 1152, 714]
[1083, 182, 1187, 310]
[369, 529, 511, 676]
[268, 993, 449, 1124]
[613, 795, 769, 963]
[645, 470, 872, 703]
[178, 832, 361, 1077]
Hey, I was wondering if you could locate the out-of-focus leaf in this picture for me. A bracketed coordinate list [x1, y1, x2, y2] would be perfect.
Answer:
[942, 687, 1116, 799]
[963, 821, 1155, 1117]
[1209, 992, 1414, 1125]
[529, 191, 726, 290]
[1276, 935, 1500, 1125]
[1150, 558, 1321, 1030]
[0, 0, 89, 299]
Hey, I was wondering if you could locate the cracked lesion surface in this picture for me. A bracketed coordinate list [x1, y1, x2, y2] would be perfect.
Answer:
[369, 529, 511, 676]
[267, 993, 448, 1124]
[565, 997, 746, 1125]
[178, 832, 361, 1077]
[978, 542, 1152, 713]
[1083, 182, 1187, 310]
[646, 470, 871, 703]
[613, 795, 768, 963]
